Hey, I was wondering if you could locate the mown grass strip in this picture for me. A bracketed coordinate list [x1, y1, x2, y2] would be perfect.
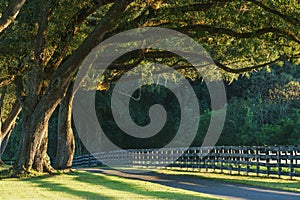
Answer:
[0, 167, 222, 200]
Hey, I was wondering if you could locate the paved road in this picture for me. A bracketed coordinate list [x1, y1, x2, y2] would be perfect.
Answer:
[83, 168, 300, 200]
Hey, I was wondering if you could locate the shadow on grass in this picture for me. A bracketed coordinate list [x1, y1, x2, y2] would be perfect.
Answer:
[68, 171, 217, 200]
[26, 174, 113, 200]
[83, 168, 300, 200]
[0, 165, 12, 179]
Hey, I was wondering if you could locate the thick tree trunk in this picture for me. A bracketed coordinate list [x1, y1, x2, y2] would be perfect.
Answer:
[15, 103, 57, 173]
[14, 0, 130, 174]
[32, 131, 53, 172]
[54, 83, 75, 170]
[13, 0, 55, 173]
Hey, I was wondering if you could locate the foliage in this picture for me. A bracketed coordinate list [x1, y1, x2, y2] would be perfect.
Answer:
[1, 0, 299, 84]
[219, 63, 300, 146]
[0, 84, 17, 121]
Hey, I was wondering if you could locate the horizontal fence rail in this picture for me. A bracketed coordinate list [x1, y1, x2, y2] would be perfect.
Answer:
[72, 146, 300, 179]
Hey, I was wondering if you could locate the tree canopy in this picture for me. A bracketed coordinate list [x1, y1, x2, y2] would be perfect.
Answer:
[1, 0, 299, 85]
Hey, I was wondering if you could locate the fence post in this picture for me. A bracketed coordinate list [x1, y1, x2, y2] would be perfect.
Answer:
[245, 147, 249, 176]
[277, 146, 281, 178]
[212, 148, 216, 172]
[255, 147, 259, 176]
[205, 148, 208, 172]
[289, 147, 294, 179]
[230, 147, 233, 175]
[193, 148, 196, 171]
[199, 148, 203, 172]
[220, 146, 223, 173]
[237, 147, 241, 175]
[266, 147, 270, 177]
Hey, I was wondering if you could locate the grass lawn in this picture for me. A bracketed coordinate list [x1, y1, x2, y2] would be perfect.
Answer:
[157, 169, 300, 192]
[0, 165, 221, 200]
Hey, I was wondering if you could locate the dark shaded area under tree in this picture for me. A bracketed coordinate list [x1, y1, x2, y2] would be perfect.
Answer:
[3, 63, 300, 162]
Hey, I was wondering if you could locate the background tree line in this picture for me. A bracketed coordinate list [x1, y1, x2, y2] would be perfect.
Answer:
[2, 62, 300, 161]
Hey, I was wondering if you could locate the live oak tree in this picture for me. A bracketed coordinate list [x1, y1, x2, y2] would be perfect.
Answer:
[0, 0, 299, 173]
[12, 0, 131, 173]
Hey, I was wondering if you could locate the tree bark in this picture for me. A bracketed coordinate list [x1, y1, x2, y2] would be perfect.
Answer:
[0, 101, 21, 164]
[0, 129, 12, 164]
[32, 130, 53, 172]
[54, 82, 75, 170]
[0, 0, 26, 33]
[14, 0, 130, 173]
[0, 135, 4, 164]
[14, 98, 59, 173]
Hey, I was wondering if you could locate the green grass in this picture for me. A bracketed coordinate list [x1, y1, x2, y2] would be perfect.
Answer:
[157, 169, 300, 192]
[0, 167, 222, 200]
[0, 165, 11, 177]
[172, 162, 300, 174]
[2, 164, 299, 199]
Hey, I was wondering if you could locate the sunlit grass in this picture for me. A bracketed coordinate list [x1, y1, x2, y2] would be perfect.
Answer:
[157, 169, 300, 192]
[0, 169, 222, 200]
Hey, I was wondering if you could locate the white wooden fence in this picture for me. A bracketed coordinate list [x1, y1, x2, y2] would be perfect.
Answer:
[72, 146, 300, 178]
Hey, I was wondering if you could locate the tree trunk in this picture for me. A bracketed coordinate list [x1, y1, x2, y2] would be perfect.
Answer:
[0, 101, 21, 164]
[14, 0, 130, 174]
[0, 135, 5, 164]
[15, 102, 58, 173]
[32, 130, 53, 172]
[0, 130, 12, 164]
[54, 82, 75, 170]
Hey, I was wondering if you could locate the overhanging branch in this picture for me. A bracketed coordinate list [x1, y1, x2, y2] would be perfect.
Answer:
[0, 76, 15, 87]
[46, 0, 115, 74]
[107, 49, 299, 75]
[0, 0, 26, 33]
[248, 0, 299, 26]
[177, 25, 300, 44]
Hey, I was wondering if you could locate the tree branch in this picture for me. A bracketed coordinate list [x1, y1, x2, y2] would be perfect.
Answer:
[0, 0, 26, 33]
[104, 49, 300, 75]
[38, 0, 132, 112]
[248, 0, 299, 26]
[0, 86, 7, 131]
[176, 25, 300, 44]
[35, 0, 53, 67]
[1, 101, 21, 137]
[0, 76, 15, 87]
[151, 0, 230, 17]
[215, 53, 299, 74]
[46, 0, 115, 75]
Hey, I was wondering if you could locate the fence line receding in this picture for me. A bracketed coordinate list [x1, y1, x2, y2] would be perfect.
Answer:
[72, 146, 300, 179]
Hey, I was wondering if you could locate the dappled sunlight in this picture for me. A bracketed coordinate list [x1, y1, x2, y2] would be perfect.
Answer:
[0, 170, 221, 200]
[68, 171, 221, 199]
